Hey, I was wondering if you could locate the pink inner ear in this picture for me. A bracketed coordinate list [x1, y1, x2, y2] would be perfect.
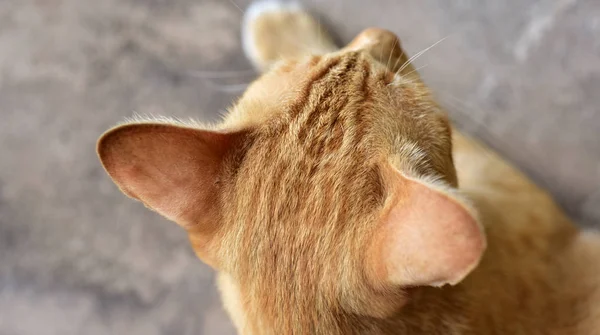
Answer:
[98, 124, 240, 230]
[371, 170, 486, 288]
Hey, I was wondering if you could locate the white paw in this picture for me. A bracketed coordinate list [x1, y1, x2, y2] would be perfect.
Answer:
[242, 0, 304, 68]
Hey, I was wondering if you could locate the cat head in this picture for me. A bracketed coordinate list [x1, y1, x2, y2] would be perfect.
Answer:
[97, 29, 485, 333]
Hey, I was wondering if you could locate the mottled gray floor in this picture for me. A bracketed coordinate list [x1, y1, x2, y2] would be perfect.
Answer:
[0, 0, 598, 334]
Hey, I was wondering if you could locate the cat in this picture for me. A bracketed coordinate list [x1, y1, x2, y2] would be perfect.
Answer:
[96, 1, 600, 334]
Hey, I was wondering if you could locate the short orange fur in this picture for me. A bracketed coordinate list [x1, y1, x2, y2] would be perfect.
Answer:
[97, 3, 600, 334]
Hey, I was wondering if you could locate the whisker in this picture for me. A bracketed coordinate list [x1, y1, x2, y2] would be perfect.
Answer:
[397, 50, 426, 74]
[387, 66, 427, 87]
[398, 36, 448, 74]
[377, 34, 385, 67]
[401, 64, 428, 80]
[391, 48, 405, 73]
[385, 37, 398, 71]
[397, 48, 429, 74]
[227, 0, 243, 13]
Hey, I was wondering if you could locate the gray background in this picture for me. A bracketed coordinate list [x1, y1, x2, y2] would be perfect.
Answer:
[0, 0, 598, 334]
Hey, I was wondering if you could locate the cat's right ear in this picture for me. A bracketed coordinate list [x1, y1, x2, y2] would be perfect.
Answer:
[367, 164, 486, 288]
[97, 123, 246, 267]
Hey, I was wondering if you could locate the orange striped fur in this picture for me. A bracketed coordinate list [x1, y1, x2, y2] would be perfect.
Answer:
[97, 2, 600, 334]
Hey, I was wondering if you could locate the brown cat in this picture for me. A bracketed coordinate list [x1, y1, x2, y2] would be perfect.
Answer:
[96, 2, 600, 334]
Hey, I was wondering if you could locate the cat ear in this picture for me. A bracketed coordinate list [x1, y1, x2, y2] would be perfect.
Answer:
[368, 165, 486, 288]
[97, 123, 245, 265]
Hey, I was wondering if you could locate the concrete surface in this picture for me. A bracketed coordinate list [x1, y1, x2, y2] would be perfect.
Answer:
[0, 0, 598, 334]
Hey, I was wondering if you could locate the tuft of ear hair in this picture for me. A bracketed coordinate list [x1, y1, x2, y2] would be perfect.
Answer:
[368, 164, 486, 288]
[97, 123, 245, 267]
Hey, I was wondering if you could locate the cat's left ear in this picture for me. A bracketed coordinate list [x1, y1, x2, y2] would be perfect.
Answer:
[367, 164, 486, 288]
[97, 123, 246, 267]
